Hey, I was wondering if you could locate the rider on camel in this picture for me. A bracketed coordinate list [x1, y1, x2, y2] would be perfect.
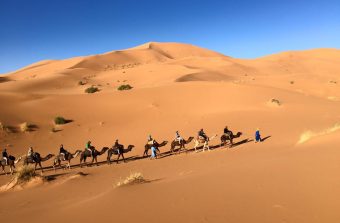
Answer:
[2, 148, 8, 165]
[147, 135, 155, 145]
[85, 141, 93, 155]
[198, 129, 208, 141]
[114, 139, 123, 154]
[223, 126, 233, 137]
[59, 144, 68, 161]
[27, 147, 34, 160]
[175, 131, 183, 144]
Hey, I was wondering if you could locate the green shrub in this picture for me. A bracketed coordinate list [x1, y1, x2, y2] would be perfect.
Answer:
[54, 116, 66, 125]
[85, 86, 99, 93]
[117, 84, 133, 91]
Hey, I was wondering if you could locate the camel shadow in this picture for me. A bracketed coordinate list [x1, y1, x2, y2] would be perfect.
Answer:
[261, 136, 271, 142]
[231, 138, 253, 148]
[44, 172, 71, 181]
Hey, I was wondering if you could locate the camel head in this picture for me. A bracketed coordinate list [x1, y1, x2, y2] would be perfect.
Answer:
[187, 137, 194, 143]
[14, 156, 22, 164]
[127, 145, 135, 151]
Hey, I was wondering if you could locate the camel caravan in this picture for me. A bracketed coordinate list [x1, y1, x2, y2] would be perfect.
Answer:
[0, 126, 260, 175]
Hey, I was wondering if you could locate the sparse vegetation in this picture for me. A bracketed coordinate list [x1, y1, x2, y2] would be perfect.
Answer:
[290, 81, 295, 84]
[54, 116, 67, 125]
[15, 166, 38, 183]
[116, 172, 146, 187]
[19, 122, 36, 132]
[78, 80, 87, 85]
[20, 122, 29, 132]
[117, 84, 133, 91]
[271, 98, 281, 106]
[0, 122, 13, 133]
[329, 80, 337, 84]
[85, 86, 99, 93]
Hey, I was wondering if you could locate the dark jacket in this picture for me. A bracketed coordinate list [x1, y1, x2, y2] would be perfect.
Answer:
[60, 146, 67, 154]
[224, 128, 232, 135]
[198, 130, 206, 137]
[2, 150, 8, 158]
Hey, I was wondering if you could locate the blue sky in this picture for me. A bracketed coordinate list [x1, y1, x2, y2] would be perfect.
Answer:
[1, 0, 340, 74]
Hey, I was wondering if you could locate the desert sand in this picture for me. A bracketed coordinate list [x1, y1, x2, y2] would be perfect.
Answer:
[0, 42, 340, 223]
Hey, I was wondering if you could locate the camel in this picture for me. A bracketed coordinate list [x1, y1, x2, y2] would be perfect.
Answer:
[193, 134, 218, 152]
[170, 137, 194, 154]
[107, 144, 135, 164]
[221, 132, 242, 148]
[80, 146, 109, 167]
[23, 153, 55, 173]
[1, 156, 22, 175]
[143, 141, 168, 157]
[53, 150, 82, 170]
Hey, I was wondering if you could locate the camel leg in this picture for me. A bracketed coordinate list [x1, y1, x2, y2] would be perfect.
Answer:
[116, 154, 120, 164]
[194, 141, 199, 152]
[107, 154, 111, 165]
[68, 161, 71, 169]
[3, 166, 8, 175]
[145, 149, 149, 157]
[122, 154, 126, 163]
[183, 144, 188, 154]
[34, 163, 37, 172]
[39, 162, 43, 173]
[178, 145, 183, 155]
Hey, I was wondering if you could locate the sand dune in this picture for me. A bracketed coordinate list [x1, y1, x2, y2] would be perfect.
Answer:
[1, 42, 340, 223]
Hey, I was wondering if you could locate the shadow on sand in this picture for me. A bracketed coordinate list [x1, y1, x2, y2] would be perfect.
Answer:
[0, 136, 271, 177]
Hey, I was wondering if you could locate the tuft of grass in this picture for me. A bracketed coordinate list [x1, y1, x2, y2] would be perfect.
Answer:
[116, 172, 146, 187]
[271, 98, 281, 106]
[20, 122, 30, 132]
[290, 81, 295, 84]
[117, 84, 133, 91]
[78, 80, 87, 85]
[0, 122, 13, 133]
[85, 86, 99, 93]
[54, 116, 67, 125]
[14, 165, 37, 183]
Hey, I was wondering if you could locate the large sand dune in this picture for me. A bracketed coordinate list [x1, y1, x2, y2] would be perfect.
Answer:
[0, 42, 340, 223]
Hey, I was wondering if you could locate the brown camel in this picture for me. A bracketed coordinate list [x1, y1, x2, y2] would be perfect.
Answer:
[23, 153, 55, 173]
[143, 141, 168, 157]
[53, 150, 82, 170]
[221, 132, 242, 148]
[80, 146, 109, 167]
[107, 144, 135, 164]
[170, 137, 194, 154]
[1, 155, 22, 175]
[193, 134, 218, 152]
